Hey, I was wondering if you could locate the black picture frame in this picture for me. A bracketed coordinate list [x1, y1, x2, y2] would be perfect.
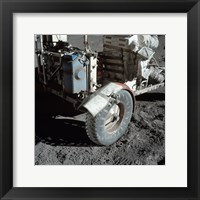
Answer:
[0, 0, 199, 199]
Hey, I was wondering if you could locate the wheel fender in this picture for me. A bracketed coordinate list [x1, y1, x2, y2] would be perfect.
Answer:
[82, 82, 135, 117]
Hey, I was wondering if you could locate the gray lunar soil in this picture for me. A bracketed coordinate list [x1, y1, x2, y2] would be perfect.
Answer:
[35, 35, 165, 165]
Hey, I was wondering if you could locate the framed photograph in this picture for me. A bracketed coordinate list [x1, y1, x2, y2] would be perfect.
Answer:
[0, 0, 199, 199]
[33, 34, 166, 170]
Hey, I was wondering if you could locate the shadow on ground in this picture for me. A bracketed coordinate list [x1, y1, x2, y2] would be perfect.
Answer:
[35, 118, 95, 147]
[136, 92, 165, 101]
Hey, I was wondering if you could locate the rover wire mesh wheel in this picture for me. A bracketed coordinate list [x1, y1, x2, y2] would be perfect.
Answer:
[86, 90, 133, 146]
